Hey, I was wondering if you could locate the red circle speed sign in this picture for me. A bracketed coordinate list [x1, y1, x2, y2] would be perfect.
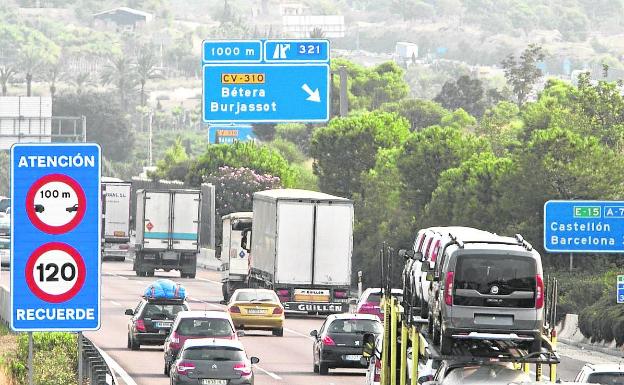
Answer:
[25, 173, 87, 234]
[25, 242, 86, 303]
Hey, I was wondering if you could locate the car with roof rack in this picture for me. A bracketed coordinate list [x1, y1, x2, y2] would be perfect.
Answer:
[573, 362, 624, 384]
[425, 229, 544, 355]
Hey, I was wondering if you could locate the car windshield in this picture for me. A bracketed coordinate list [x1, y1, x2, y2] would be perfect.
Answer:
[234, 290, 278, 302]
[587, 372, 624, 384]
[176, 318, 234, 337]
[182, 346, 245, 361]
[142, 303, 186, 320]
[328, 319, 382, 334]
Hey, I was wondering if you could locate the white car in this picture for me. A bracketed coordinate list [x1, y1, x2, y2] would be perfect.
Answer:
[0, 237, 9, 267]
[574, 363, 624, 384]
[365, 333, 437, 385]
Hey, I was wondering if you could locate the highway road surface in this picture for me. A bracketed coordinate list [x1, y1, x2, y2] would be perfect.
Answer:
[33, 261, 593, 385]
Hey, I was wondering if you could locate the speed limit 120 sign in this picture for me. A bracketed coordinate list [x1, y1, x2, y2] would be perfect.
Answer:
[11, 144, 101, 331]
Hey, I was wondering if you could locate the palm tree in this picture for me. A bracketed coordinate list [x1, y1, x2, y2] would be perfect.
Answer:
[309, 27, 326, 38]
[101, 55, 136, 107]
[46, 57, 64, 101]
[70, 72, 96, 94]
[134, 47, 163, 107]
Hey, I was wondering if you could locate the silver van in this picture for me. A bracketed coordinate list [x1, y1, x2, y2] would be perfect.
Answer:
[429, 231, 544, 355]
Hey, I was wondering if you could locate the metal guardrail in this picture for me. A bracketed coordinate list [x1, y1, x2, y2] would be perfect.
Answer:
[80, 334, 116, 385]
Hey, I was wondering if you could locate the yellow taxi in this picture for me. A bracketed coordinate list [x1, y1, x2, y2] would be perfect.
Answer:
[227, 288, 285, 337]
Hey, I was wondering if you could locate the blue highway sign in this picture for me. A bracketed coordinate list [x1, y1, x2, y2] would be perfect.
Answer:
[11, 143, 101, 331]
[618, 275, 624, 303]
[203, 40, 262, 63]
[202, 63, 329, 123]
[264, 39, 330, 63]
[209, 124, 256, 144]
[544, 200, 624, 253]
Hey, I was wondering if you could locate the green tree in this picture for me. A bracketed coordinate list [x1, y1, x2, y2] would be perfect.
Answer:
[434, 75, 487, 117]
[69, 72, 97, 94]
[381, 99, 449, 131]
[274, 123, 314, 155]
[15, 26, 60, 96]
[396, 125, 489, 215]
[477, 101, 523, 155]
[0, 24, 21, 96]
[309, 27, 325, 38]
[310, 111, 410, 198]
[501, 44, 545, 106]
[53, 92, 135, 162]
[0, 66, 16, 96]
[0, 151, 9, 196]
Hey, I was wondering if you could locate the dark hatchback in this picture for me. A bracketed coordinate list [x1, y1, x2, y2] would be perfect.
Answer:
[126, 298, 189, 350]
[311, 313, 383, 375]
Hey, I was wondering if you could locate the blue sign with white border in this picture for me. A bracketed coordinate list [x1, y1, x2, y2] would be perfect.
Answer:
[203, 40, 263, 63]
[544, 200, 624, 253]
[11, 143, 101, 331]
[618, 275, 624, 303]
[264, 39, 330, 63]
[202, 63, 329, 123]
[209, 124, 256, 144]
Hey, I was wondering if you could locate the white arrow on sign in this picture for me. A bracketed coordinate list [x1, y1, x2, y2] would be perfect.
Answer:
[301, 84, 321, 102]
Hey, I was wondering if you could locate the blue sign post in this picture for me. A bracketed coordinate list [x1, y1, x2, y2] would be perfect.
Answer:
[618, 275, 624, 304]
[209, 124, 256, 144]
[11, 143, 101, 331]
[544, 200, 624, 253]
[202, 39, 330, 124]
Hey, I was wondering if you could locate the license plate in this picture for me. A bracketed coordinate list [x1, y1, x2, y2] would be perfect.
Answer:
[155, 322, 171, 328]
[247, 308, 266, 314]
[344, 354, 362, 361]
[201, 379, 227, 385]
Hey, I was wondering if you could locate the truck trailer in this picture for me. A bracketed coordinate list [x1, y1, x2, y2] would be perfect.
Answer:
[248, 189, 353, 314]
[219, 212, 253, 301]
[102, 177, 132, 261]
[134, 189, 201, 278]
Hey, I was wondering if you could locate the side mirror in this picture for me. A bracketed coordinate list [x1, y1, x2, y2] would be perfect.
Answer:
[215, 245, 222, 260]
[219, 300, 227, 305]
[237, 330, 245, 337]
[419, 376, 435, 384]
[399, 249, 415, 259]
[250, 356, 260, 364]
[349, 298, 357, 305]
[310, 330, 318, 337]
[124, 309, 134, 316]
[425, 273, 434, 282]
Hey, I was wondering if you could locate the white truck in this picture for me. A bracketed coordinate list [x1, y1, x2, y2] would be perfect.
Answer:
[218, 212, 253, 301]
[247, 189, 353, 314]
[134, 189, 201, 278]
[102, 177, 132, 261]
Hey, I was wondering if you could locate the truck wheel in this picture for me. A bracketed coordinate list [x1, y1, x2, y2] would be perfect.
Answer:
[129, 334, 140, 350]
[420, 300, 429, 319]
[272, 328, 284, 337]
[222, 284, 229, 301]
[439, 330, 453, 355]
[164, 361, 170, 376]
[432, 321, 441, 344]
[319, 362, 329, 375]
[146, 270, 154, 277]
[313, 362, 319, 373]
[187, 273, 196, 279]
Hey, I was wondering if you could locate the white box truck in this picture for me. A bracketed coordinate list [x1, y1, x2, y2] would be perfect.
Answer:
[102, 178, 132, 261]
[134, 189, 201, 278]
[247, 189, 353, 313]
[218, 212, 253, 301]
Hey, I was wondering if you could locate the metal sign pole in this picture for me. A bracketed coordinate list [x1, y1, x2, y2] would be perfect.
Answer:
[78, 332, 83, 385]
[28, 332, 33, 385]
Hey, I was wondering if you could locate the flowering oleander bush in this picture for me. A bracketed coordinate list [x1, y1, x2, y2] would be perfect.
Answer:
[205, 166, 282, 220]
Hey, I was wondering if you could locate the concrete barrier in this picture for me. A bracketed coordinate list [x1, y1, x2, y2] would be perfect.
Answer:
[0, 284, 9, 326]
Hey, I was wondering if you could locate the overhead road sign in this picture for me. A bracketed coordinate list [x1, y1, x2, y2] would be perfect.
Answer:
[208, 124, 255, 144]
[618, 275, 624, 303]
[202, 40, 263, 63]
[11, 143, 101, 331]
[544, 200, 624, 253]
[264, 39, 330, 63]
[202, 63, 329, 123]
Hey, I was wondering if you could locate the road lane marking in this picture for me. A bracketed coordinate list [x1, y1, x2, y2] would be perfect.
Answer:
[255, 365, 282, 380]
[197, 277, 221, 285]
[189, 297, 224, 310]
[285, 327, 315, 341]
[95, 344, 137, 385]
[110, 301, 121, 307]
